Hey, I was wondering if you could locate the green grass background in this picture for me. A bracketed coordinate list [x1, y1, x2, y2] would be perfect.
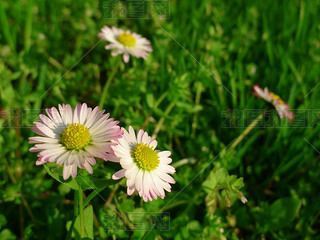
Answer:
[0, 0, 320, 239]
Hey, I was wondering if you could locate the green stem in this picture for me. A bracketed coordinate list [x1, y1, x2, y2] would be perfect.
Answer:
[68, 191, 79, 240]
[152, 102, 175, 138]
[171, 157, 196, 168]
[191, 82, 203, 137]
[83, 186, 108, 207]
[142, 91, 169, 129]
[229, 112, 264, 151]
[74, 190, 79, 217]
[153, 91, 169, 110]
[78, 189, 85, 238]
[114, 196, 135, 230]
[99, 59, 121, 108]
[0, 1, 16, 52]
[24, 0, 33, 52]
[161, 200, 187, 212]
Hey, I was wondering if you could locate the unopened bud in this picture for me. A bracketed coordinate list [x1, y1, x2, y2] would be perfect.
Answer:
[241, 196, 248, 204]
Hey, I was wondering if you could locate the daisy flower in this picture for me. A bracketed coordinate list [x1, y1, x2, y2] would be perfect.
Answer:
[98, 26, 152, 63]
[111, 126, 175, 202]
[253, 85, 295, 122]
[29, 103, 123, 180]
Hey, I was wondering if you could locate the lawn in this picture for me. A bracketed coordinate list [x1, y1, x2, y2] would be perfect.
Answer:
[0, 0, 320, 239]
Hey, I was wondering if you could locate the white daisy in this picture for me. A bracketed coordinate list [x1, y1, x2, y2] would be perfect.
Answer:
[253, 84, 295, 122]
[98, 26, 153, 63]
[29, 103, 123, 180]
[111, 126, 176, 202]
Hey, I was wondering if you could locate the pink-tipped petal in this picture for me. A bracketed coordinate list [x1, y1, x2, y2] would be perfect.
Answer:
[112, 169, 126, 180]
[29, 103, 123, 180]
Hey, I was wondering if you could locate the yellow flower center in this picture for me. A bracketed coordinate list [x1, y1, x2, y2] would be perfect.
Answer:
[61, 123, 91, 151]
[132, 143, 159, 171]
[270, 92, 285, 104]
[117, 33, 136, 47]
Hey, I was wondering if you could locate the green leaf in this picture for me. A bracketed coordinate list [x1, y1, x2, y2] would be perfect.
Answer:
[202, 171, 217, 194]
[180, 220, 202, 239]
[0, 214, 7, 229]
[44, 163, 80, 190]
[220, 149, 241, 170]
[75, 164, 117, 190]
[83, 185, 111, 207]
[58, 184, 72, 195]
[44, 162, 116, 191]
[127, 208, 146, 223]
[146, 93, 154, 108]
[215, 168, 228, 185]
[120, 199, 135, 212]
[2, 182, 21, 202]
[187, 220, 202, 232]
[232, 177, 244, 189]
[265, 197, 301, 231]
[70, 206, 94, 240]
[0, 229, 16, 240]
[75, 175, 115, 190]
[202, 168, 246, 206]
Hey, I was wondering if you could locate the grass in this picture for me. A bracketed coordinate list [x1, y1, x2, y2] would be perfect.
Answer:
[0, 0, 320, 239]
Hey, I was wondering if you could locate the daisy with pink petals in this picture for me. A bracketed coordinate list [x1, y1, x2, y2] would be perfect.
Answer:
[98, 26, 152, 63]
[253, 85, 295, 122]
[29, 103, 123, 180]
[111, 126, 175, 202]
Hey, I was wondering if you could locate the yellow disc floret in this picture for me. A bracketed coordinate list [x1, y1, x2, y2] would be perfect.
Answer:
[270, 92, 285, 104]
[117, 33, 136, 47]
[61, 123, 91, 151]
[132, 143, 159, 171]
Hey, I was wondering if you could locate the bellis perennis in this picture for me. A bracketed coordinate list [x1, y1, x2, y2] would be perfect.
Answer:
[98, 26, 152, 63]
[253, 85, 295, 122]
[111, 126, 176, 202]
[29, 103, 123, 180]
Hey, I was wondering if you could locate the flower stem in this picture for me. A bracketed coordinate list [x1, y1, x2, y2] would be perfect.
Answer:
[229, 112, 264, 151]
[78, 189, 85, 238]
[99, 59, 121, 108]
[142, 91, 169, 129]
[114, 195, 135, 230]
[74, 190, 79, 217]
[152, 102, 175, 139]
